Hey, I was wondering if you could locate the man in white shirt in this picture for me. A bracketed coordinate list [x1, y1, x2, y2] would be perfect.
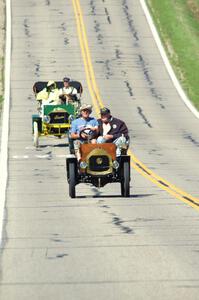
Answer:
[59, 77, 78, 103]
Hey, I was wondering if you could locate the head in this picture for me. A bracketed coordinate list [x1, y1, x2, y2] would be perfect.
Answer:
[80, 104, 92, 119]
[47, 80, 56, 91]
[100, 107, 111, 123]
[63, 77, 70, 88]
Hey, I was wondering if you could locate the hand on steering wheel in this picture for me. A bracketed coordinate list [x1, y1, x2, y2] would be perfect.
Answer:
[79, 128, 96, 140]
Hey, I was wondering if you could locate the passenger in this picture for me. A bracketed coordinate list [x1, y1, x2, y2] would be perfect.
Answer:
[59, 77, 79, 104]
[36, 80, 61, 105]
[70, 104, 99, 160]
[97, 107, 129, 156]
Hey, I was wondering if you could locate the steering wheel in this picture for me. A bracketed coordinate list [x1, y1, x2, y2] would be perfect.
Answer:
[79, 128, 96, 140]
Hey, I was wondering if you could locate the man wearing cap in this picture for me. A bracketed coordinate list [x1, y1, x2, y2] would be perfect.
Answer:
[70, 104, 99, 160]
[97, 107, 129, 156]
[59, 77, 78, 103]
[36, 80, 61, 105]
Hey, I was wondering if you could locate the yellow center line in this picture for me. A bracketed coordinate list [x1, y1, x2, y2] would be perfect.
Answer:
[72, 0, 199, 210]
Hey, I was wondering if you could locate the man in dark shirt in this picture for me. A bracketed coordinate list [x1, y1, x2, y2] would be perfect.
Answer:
[97, 107, 129, 156]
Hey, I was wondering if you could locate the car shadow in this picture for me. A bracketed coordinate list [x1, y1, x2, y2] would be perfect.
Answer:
[75, 193, 154, 199]
[39, 143, 68, 148]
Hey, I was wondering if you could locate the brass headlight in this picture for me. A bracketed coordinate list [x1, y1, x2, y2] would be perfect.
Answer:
[96, 157, 103, 165]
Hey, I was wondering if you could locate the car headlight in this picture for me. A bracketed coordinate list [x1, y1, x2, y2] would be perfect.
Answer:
[112, 160, 119, 169]
[69, 115, 75, 122]
[80, 161, 87, 169]
[43, 115, 50, 123]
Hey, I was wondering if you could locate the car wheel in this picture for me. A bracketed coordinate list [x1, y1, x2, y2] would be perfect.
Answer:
[33, 121, 39, 148]
[121, 161, 130, 197]
[68, 133, 75, 154]
[69, 162, 76, 198]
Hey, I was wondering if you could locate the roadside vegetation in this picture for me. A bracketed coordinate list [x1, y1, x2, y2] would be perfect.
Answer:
[146, 0, 199, 110]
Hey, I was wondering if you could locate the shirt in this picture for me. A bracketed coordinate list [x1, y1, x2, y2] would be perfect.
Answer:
[59, 86, 78, 95]
[98, 117, 129, 142]
[37, 88, 61, 104]
[71, 117, 98, 134]
[102, 122, 111, 136]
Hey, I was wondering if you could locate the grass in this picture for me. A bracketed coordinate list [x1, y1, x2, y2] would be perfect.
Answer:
[146, 0, 199, 110]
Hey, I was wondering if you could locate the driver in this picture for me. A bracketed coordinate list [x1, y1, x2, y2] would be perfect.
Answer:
[59, 77, 79, 104]
[70, 104, 99, 160]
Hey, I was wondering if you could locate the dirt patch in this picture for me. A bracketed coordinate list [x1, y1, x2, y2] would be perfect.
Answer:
[187, 0, 199, 21]
[0, 0, 5, 107]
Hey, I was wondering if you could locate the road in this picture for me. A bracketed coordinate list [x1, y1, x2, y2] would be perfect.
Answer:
[0, 0, 199, 299]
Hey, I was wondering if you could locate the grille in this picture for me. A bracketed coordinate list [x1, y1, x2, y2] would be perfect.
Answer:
[49, 127, 67, 134]
[89, 155, 110, 172]
[49, 112, 69, 124]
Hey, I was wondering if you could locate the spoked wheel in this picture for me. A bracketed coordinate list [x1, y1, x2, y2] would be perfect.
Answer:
[33, 121, 39, 148]
[121, 161, 130, 197]
[69, 162, 76, 198]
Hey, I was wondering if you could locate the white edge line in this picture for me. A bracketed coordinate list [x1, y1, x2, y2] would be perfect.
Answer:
[0, 0, 11, 244]
[139, 0, 199, 120]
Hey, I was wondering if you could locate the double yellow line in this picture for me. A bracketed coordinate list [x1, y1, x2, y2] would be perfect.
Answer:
[72, 0, 199, 210]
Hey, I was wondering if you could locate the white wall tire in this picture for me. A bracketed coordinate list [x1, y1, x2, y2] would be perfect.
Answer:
[33, 121, 39, 148]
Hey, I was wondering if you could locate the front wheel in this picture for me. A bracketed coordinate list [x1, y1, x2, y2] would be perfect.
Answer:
[33, 121, 39, 148]
[121, 161, 130, 197]
[68, 162, 76, 198]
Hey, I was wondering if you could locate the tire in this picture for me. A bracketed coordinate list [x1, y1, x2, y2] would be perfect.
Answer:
[121, 161, 130, 197]
[68, 137, 75, 154]
[33, 121, 39, 148]
[69, 162, 76, 198]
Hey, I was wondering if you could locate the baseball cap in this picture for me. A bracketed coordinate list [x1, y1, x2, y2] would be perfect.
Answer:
[100, 107, 110, 115]
[63, 77, 70, 82]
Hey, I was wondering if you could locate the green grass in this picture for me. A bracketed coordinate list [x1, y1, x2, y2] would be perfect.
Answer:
[146, 0, 199, 110]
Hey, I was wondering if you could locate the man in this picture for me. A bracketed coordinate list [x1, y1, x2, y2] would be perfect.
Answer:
[97, 107, 129, 156]
[70, 104, 99, 160]
[36, 80, 61, 105]
[59, 77, 79, 103]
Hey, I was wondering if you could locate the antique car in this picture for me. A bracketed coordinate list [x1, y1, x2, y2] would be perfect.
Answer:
[66, 130, 131, 198]
[32, 81, 83, 147]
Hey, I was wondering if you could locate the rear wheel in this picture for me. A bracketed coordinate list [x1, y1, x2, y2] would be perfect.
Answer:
[33, 121, 39, 148]
[68, 132, 75, 154]
[69, 162, 76, 198]
[121, 161, 130, 197]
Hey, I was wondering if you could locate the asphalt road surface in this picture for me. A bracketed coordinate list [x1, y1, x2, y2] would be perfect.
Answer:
[0, 0, 199, 299]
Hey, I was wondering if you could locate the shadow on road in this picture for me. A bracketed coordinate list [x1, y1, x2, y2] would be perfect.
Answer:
[38, 143, 68, 148]
[75, 193, 154, 199]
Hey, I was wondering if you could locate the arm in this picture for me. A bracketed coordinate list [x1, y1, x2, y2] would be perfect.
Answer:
[87, 119, 99, 132]
[71, 132, 80, 139]
[112, 121, 129, 140]
[70, 121, 79, 139]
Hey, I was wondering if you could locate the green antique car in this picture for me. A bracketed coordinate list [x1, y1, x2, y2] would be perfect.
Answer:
[32, 81, 82, 147]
